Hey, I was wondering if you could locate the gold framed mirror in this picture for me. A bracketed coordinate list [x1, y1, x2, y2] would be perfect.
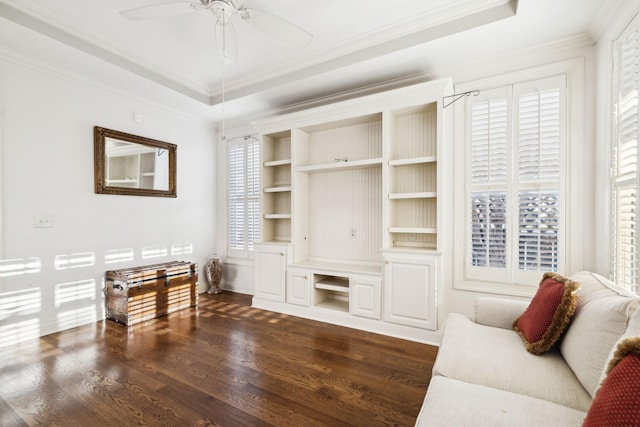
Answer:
[94, 126, 177, 197]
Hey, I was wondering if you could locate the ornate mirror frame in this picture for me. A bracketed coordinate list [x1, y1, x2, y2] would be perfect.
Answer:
[94, 126, 177, 198]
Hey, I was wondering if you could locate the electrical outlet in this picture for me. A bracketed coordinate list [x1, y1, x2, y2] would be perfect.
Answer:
[34, 214, 54, 228]
[350, 227, 356, 238]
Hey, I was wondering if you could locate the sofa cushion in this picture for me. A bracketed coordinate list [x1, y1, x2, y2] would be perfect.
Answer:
[513, 272, 579, 354]
[559, 271, 640, 397]
[433, 313, 592, 410]
[416, 376, 587, 427]
[582, 337, 640, 427]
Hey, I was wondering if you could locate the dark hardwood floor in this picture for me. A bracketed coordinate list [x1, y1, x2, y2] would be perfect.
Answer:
[0, 292, 437, 426]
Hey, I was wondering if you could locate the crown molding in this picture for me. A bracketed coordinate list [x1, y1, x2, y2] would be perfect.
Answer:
[212, 0, 518, 103]
[588, 0, 640, 40]
[0, 0, 518, 109]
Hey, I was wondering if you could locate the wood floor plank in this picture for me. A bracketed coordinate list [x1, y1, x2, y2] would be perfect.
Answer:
[0, 291, 437, 426]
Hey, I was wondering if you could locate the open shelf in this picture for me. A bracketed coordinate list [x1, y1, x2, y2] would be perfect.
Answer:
[264, 214, 292, 219]
[315, 298, 349, 312]
[297, 157, 382, 174]
[315, 276, 349, 293]
[290, 260, 382, 276]
[389, 192, 437, 199]
[388, 156, 437, 166]
[313, 273, 350, 313]
[389, 227, 437, 234]
[264, 159, 292, 167]
[264, 185, 292, 193]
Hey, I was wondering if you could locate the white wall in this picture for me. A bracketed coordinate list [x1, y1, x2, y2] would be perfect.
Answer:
[0, 57, 218, 346]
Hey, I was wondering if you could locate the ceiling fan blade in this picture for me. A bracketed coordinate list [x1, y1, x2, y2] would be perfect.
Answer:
[243, 8, 313, 47]
[215, 21, 238, 64]
[120, 2, 196, 21]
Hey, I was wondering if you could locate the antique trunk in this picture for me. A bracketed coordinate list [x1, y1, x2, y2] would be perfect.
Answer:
[105, 261, 198, 325]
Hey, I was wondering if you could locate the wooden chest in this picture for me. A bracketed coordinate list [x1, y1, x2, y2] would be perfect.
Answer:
[105, 261, 198, 325]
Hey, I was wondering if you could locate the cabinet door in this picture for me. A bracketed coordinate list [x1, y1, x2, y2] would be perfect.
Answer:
[287, 269, 310, 306]
[350, 275, 381, 319]
[254, 245, 287, 302]
[384, 255, 438, 330]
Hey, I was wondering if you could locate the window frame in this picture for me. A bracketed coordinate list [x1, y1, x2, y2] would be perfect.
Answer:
[453, 59, 584, 297]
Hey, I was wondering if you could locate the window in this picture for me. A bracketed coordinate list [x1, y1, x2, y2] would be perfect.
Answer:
[228, 137, 260, 258]
[460, 74, 567, 290]
[611, 14, 640, 294]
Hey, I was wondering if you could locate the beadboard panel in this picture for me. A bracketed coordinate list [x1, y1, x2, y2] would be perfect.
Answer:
[308, 167, 382, 263]
[391, 107, 437, 159]
[303, 117, 382, 166]
[390, 198, 437, 229]
[390, 163, 437, 194]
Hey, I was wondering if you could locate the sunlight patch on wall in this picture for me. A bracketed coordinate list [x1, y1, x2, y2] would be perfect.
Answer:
[57, 306, 96, 331]
[0, 257, 41, 277]
[0, 288, 42, 348]
[0, 318, 40, 348]
[171, 243, 193, 255]
[0, 288, 42, 320]
[54, 252, 96, 270]
[55, 279, 97, 330]
[142, 245, 168, 259]
[105, 248, 135, 264]
[55, 279, 96, 308]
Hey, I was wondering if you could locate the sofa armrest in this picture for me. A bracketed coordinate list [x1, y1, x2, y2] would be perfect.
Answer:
[473, 297, 530, 329]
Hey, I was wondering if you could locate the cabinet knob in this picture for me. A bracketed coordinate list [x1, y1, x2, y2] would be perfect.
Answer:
[280, 252, 285, 256]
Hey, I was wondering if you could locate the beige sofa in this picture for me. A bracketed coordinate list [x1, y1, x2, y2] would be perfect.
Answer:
[416, 271, 640, 426]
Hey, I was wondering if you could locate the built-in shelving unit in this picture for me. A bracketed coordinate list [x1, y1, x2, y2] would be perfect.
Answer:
[314, 275, 350, 312]
[253, 79, 452, 343]
[261, 130, 292, 243]
[387, 103, 439, 250]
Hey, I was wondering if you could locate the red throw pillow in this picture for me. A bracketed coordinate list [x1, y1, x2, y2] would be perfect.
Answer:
[583, 337, 640, 426]
[513, 272, 579, 354]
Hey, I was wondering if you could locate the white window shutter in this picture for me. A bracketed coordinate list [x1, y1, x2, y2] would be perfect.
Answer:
[228, 139, 261, 255]
[228, 144, 245, 250]
[466, 87, 511, 283]
[612, 15, 640, 294]
[465, 76, 565, 286]
[515, 84, 562, 279]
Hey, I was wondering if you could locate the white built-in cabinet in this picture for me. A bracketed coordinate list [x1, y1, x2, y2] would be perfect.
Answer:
[254, 243, 290, 302]
[286, 267, 310, 306]
[383, 250, 438, 330]
[252, 79, 452, 343]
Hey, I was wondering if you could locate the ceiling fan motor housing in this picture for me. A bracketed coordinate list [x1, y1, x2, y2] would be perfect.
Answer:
[207, 0, 235, 24]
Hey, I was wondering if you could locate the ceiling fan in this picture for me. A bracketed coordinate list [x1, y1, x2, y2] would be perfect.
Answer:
[120, 0, 313, 64]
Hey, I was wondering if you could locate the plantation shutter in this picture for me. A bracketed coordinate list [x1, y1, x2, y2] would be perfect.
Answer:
[513, 76, 564, 284]
[612, 15, 640, 294]
[228, 139, 260, 256]
[466, 75, 565, 286]
[467, 86, 511, 283]
[228, 143, 245, 251]
[247, 140, 260, 250]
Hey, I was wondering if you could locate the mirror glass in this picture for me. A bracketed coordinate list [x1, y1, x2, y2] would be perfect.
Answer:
[94, 126, 177, 197]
